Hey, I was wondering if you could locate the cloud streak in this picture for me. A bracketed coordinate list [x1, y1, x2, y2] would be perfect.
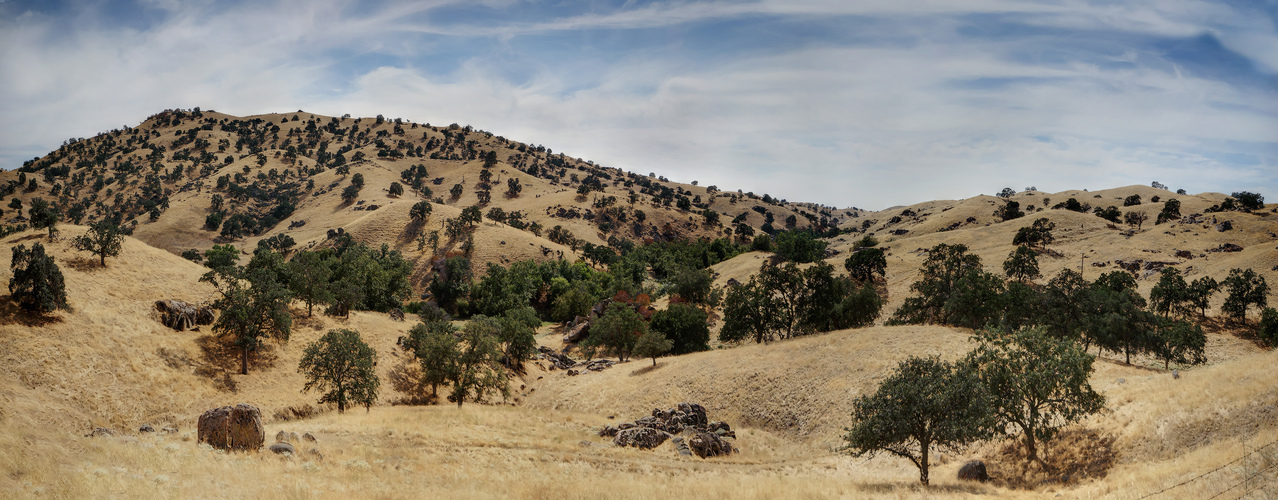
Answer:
[1, 0, 1274, 209]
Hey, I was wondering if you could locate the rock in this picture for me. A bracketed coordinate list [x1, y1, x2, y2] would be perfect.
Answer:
[957, 460, 991, 482]
[289, 432, 299, 443]
[275, 430, 289, 443]
[1175, 250, 1193, 259]
[1216, 221, 1233, 232]
[139, 424, 155, 433]
[85, 427, 115, 438]
[305, 448, 323, 461]
[269, 442, 295, 455]
[161, 426, 179, 434]
[198, 404, 265, 452]
[562, 321, 590, 343]
[672, 437, 693, 456]
[302, 432, 317, 443]
[688, 431, 734, 458]
[154, 299, 215, 331]
[613, 427, 672, 450]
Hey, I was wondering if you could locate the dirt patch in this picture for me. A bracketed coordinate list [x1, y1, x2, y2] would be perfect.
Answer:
[984, 428, 1117, 489]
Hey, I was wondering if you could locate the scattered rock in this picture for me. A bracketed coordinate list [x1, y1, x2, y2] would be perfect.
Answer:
[161, 426, 179, 434]
[275, 430, 289, 443]
[537, 346, 576, 370]
[302, 432, 317, 443]
[688, 431, 735, 458]
[139, 424, 155, 433]
[958, 460, 991, 482]
[1208, 243, 1244, 253]
[613, 427, 672, 449]
[269, 442, 295, 455]
[1175, 250, 1193, 259]
[305, 448, 323, 461]
[1216, 221, 1233, 232]
[197, 404, 265, 452]
[85, 427, 115, 438]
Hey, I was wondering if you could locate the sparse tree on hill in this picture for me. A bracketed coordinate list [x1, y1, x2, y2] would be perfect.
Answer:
[8, 242, 68, 313]
[1259, 308, 1278, 348]
[844, 247, 886, 283]
[1003, 245, 1040, 283]
[1232, 191, 1264, 211]
[1187, 276, 1220, 318]
[402, 320, 459, 401]
[1123, 194, 1141, 206]
[1095, 206, 1121, 223]
[1157, 198, 1182, 224]
[389, 182, 404, 197]
[634, 330, 673, 367]
[997, 187, 1016, 198]
[1149, 268, 1189, 318]
[28, 198, 58, 239]
[203, 243, 240, 270]
[1012, 218, 1055, 248]
[584, 302, 647, 361]
[1222, 268, 1269, 322]
[1152, 319, 1206, 369]
[995, 200, 1024, 221]
[843, 356, 994, 486]
[967, 327, 1104, 464]
[888, 243, 981, 325]
[1124, 210, 1149, 231]
[72, 219, 125, 267]
[410, 201, 432, 223]
[287, 250, 334, 317]
[201, 265, 293, 375]
[298, 328, 380, 413]
[448, 319, 509, 407]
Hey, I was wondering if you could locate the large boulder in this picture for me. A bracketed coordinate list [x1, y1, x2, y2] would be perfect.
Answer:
[155, 299, 214, 331]
[958, 460, 990, 482]
[688, 431, 734, 458]
[198, 404, 265, 452]
[613, 427, 672, 450]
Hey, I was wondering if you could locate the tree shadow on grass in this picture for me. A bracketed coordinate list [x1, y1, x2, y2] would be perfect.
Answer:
[629, 363, 663, 376]
[63, 256, 102, 272]
[194, 333, 280, 375]
[0, 296, 65, 327]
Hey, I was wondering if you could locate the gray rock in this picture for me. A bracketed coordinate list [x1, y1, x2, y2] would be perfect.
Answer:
[85, 427, 115, 438]
[269, 442, 295, 455]
[302, 432, 317, 443]
[613, 427, 672, 450]
[139, 424, 155, 433]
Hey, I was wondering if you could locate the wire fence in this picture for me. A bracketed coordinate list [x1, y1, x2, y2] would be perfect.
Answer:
[1139, 438, 1278, 499]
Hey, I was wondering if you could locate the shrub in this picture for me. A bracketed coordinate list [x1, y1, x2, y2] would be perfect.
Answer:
[650, 303, 710, 354]
[8, 242, 68, 313]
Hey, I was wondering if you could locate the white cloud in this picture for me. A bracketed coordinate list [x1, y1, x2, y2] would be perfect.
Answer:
[0, 0, 1273, 208]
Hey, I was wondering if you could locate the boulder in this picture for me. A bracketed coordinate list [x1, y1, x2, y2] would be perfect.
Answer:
[688, 432, 734, 458]
[275, 430, 289, 443]
[198, 404, 265, 452]
[562, 321, 590, 343]
[302, 432, 317, 443]
[613, 427, 672, 450]
[1216, 221, 1233, 232]
[154, 299, 214, 331]
[139, 424, 155, 433]
[269, 442, 296, 455]
[958, 460, 991, 482]
[161, 426, 179, 434]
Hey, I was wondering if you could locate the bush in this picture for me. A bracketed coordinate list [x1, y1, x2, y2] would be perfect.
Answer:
[1095, 206, 1121, 223]
[8, 242, 68, 313]
[1232, 191, 1264, 210]
[1012, 218, 1055, 247]
[181, 249, 203, 263]
[995, 200, 1024, 221]
[844, 248, 886, 283]
[1260, 308, 1278, 347]
[1123, 194, 1141, 206]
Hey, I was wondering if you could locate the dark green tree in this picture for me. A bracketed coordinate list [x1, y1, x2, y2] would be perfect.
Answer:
[493, 307, 540, 370]
[1149, 267, 1189, 318]
[1187, 276, 1220, 318]
[583, 302, 647, 361]
[720, 277, 778, 344]
[71, 219, 125, 267]
[967, 327, 1105, 464]
[650, 303, 710, 354]
[843, 356, 994, 486]
[389, 182, 403, 197]
[943, 269, 1006, 330]
[1012, 218, 1056, 248]
[1123, 194, 1141, 206]
[634, 330, 673, 367]
[203, 244, 240, 270]
[430, 257, 472, 315]
[401, 320, 459, 401]
[1156, 198, 1182, 224]
[448, 319, 509, 407]
[773, 230, 827, 263]
[287, 250, 334, 317]
[1231, 191, 1264, 210]
[1095, 206, 1121, 223]
[298, 328, 380, 413]
[1002, 245, 1040, 283]
[200, 266, 293, 375]
[1260, 308, 1278, 348]
[1152, 319, 1206, 369]
[995, 200, 1024, 221]
[888, 243, 982, 325]
[410, 201, 432, 222]
[28, 198, 58, 239]
[8, 242, 68, 312]
[1222, 268, 1269, 322]
[844, 247, 886, 283]
[1124, 210, 1149, 231]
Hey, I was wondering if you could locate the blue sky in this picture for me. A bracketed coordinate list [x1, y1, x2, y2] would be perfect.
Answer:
[1, 0, 1275, 209]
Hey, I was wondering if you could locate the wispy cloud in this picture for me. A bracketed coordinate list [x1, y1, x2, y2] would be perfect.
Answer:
[1, 0, 1274, 208]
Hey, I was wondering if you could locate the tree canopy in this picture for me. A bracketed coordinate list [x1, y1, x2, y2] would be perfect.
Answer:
[298, 329, 380, 413]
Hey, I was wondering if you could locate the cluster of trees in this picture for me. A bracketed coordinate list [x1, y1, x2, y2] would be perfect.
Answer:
[845, 327, 1104, 485]
[888, 241, 1274, 366]
[395, 314, 529, 406]
[720, 249, 885, 344]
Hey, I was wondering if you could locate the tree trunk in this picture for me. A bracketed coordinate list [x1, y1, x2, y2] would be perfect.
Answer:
[919, 441, 930, 485]
[100, 252, 106, 267]
[1025, 432, 1038, 464]
[241, 344, 249, 375]
[651, 357, 656, 367]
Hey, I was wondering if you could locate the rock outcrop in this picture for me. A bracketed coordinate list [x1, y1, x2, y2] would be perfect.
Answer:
[600, 402, 737, 458]
[198, 404, 265, 452]
[154, 299, 214, 331]
[958, 460, 991, 482]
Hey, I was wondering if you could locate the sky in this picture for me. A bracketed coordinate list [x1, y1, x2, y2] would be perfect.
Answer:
[1, 0, 1275, 210]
